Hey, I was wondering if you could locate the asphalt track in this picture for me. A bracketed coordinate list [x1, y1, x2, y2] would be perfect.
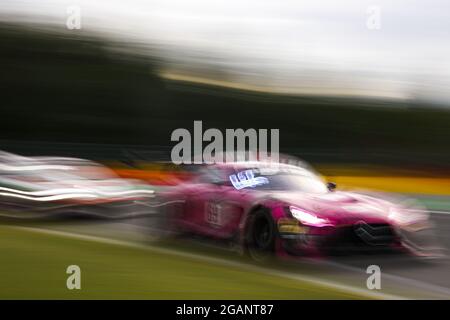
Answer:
[2, 190, 449, 299]
[319, 212, 450, 298]
[20, 209, 449, 299]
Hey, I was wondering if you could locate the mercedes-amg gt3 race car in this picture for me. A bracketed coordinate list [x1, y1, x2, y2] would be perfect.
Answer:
[155, 160, 439, 260]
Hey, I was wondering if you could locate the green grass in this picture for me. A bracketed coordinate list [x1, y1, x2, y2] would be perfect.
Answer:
[0, 225, 365, 299]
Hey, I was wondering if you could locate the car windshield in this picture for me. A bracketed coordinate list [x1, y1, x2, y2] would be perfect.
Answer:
[228, 167, 328, 193]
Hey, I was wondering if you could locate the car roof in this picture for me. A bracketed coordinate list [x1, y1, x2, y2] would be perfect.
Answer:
[210, 160, 318, 176]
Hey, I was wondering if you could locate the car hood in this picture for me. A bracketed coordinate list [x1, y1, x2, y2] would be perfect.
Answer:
[269, 190, 394, 224]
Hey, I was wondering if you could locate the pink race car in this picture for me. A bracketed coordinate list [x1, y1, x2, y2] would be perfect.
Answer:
[155, 160, 438, 261]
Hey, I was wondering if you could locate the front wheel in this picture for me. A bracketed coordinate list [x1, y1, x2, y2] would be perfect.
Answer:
[246, 209, 276, 262]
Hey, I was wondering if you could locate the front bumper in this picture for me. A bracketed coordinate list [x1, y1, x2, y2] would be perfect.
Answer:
[277, 219, 405, 256]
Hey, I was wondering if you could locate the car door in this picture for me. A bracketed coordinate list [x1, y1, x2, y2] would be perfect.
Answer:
[200, 168, 246, 239]
[177, 167, 224, 235]
[181, 166, 247, 239]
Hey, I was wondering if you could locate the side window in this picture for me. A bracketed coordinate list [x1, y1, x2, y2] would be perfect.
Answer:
[195, 167, 230, 185]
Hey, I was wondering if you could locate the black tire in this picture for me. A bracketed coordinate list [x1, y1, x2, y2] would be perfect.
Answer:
[246, 208, 276, 262]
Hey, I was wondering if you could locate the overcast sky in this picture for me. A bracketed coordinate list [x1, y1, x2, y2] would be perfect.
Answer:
[2, 0, 450, 103]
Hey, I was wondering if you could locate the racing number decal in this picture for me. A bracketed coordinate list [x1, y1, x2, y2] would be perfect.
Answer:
[205, 201, 223, 227]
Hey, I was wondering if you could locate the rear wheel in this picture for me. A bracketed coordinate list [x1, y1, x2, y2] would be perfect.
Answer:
[246, 209, 276, 262]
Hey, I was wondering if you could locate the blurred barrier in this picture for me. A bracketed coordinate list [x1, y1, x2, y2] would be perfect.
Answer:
[108, 163, 450, 195]
[325, 175, 450, 196]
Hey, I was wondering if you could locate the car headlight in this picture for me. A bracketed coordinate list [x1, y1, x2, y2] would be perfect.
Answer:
[289, 206, 332, 227]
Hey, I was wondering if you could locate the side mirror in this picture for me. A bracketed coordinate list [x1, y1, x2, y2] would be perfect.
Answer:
[327, 182, 337, 191]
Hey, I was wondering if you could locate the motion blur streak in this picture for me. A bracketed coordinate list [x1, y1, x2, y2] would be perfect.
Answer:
[2, 0, 450, 101]
[0, 192, 98, 202]
[0, 0, 449, 300]
[0, 164, 74, 171]
[0, 152, 155, 218]
[0, 186, 154, 197]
